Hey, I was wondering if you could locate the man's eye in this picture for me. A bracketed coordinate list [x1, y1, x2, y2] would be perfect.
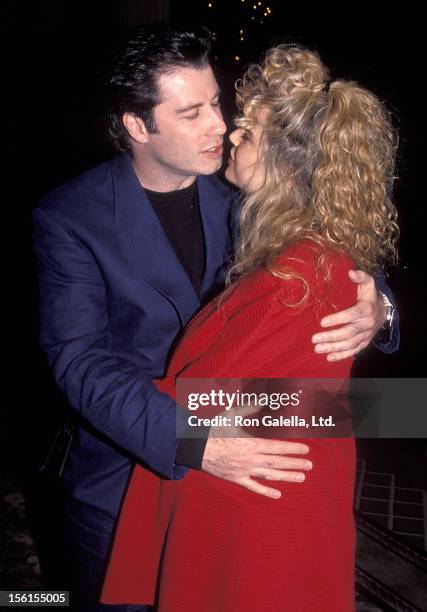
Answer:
[184, 112, 199, 120]
[212, 100, 221, 107]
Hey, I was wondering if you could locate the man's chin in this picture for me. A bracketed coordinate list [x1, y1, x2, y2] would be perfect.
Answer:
[197, 157, 223, 176]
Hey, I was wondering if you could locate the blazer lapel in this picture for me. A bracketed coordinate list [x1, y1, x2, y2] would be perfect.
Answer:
[111, 154, 200, 326]
[197, 175, 232, 297]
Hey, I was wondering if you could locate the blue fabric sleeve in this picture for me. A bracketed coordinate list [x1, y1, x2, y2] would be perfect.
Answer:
[373, 270, 400, 353]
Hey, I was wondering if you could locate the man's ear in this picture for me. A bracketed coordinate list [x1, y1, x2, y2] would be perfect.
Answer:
[122, 112, 150, 145]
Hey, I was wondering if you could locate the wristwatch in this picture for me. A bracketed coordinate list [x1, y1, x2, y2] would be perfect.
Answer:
[375, 292, 395, 345]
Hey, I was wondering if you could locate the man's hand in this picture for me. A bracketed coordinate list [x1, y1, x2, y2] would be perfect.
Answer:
[202, 435, 312, 499]
[311, 269, 386, 362]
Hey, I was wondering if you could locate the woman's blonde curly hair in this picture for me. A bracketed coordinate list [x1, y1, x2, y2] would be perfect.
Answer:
[227, 45, 399, 285]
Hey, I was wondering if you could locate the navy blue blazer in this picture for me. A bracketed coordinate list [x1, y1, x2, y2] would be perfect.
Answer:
[33, 154, 235, 517]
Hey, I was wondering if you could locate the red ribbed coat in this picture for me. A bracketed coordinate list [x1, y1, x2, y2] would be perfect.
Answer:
[102, 241, 357, 612]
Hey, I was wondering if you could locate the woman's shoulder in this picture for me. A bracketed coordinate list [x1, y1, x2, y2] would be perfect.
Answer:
[272, 239, 356, 306]
[275, 238, 354, 271]
[217, 238, 356, 315]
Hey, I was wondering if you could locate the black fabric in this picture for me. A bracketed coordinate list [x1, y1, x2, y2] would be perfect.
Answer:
[145, 181, 206, 297]
[174, 426, 210, 470]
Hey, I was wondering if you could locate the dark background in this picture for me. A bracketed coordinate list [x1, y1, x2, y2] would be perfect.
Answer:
[1, 0, 425, 588]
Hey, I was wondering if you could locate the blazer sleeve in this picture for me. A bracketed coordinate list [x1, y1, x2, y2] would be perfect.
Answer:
[373, 270, 400, 354]
[32, 206, 189, 480]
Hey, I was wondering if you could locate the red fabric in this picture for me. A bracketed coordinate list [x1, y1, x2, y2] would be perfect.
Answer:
[101, 241, 357, 611]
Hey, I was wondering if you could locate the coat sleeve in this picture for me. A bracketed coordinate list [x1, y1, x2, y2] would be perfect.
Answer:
[373, 270, 400, 354]
[32, 206, 189, 480]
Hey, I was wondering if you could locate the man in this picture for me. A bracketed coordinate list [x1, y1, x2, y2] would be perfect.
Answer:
[33, 24, 398, 611]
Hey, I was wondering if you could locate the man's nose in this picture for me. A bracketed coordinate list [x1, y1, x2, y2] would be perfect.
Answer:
[208, 107, 226, 136]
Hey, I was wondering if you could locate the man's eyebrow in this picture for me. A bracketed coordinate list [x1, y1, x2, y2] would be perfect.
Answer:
[175, 89, 221, 114]
[175, 102, 203, 114]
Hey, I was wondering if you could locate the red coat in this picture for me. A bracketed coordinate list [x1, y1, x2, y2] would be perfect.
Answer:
[102, 241, 357, 611]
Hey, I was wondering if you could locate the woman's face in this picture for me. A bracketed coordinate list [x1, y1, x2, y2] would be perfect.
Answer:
[225, 122, 266, 193]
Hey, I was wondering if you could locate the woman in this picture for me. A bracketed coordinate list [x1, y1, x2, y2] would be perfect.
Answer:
[101, 45, 398, 611]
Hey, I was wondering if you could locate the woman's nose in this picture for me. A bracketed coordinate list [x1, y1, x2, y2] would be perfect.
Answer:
[229, 129, 240, 146]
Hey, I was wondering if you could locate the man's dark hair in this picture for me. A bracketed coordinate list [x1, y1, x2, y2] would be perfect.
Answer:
[105, 23, 212, 152]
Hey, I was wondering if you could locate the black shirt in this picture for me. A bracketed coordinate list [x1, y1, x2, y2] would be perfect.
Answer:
[145, 181, 205, 297]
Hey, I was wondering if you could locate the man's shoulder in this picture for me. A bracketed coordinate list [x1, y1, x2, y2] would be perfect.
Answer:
[36, 155, 125, 217]
[198, 173, 238, 205]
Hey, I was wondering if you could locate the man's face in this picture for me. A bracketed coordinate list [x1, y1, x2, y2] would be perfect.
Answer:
[142, 65, 226, 183]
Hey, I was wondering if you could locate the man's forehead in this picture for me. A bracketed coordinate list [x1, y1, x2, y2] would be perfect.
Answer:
[157, 65, 218, 107]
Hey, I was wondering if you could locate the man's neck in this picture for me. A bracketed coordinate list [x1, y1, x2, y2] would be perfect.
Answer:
[132, 157, 197, 193]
